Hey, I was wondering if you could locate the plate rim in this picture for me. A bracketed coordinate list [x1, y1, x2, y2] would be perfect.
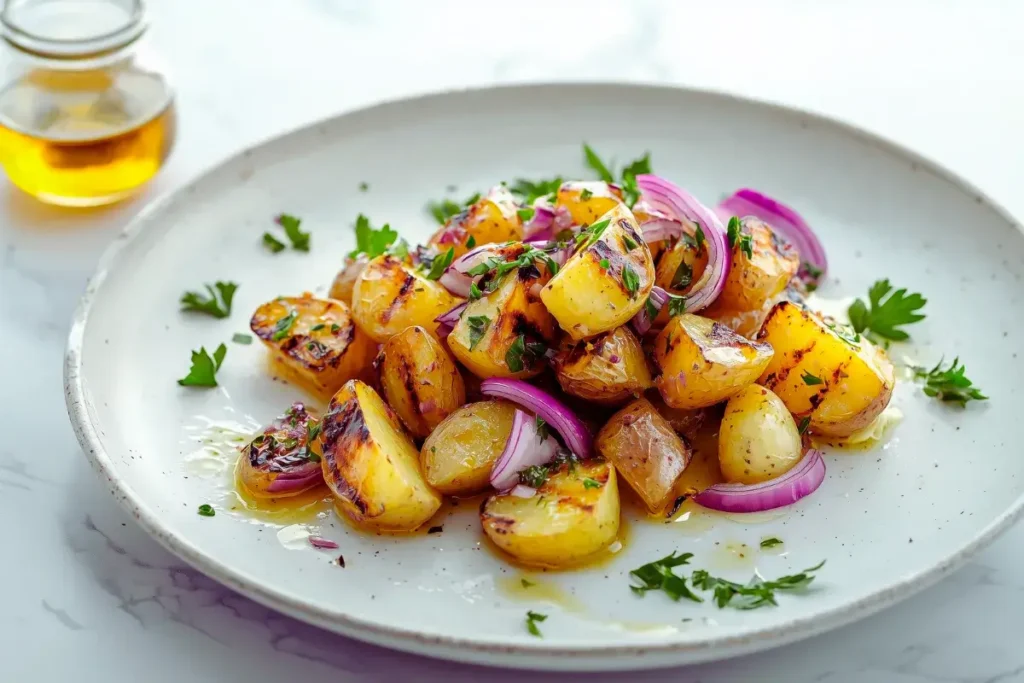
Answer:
[63, 81, 1024, 670]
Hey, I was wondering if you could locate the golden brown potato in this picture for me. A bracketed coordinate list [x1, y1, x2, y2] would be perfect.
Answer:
[653, 313, 774, 409]
[647, 393, 708, 442]
[376, 325, 466, 439]
[420, 400, 516, 496]
[716, 217, 799, 311]
[556, 180, 624, 226]
[447, 262, 557, 379]
[251, 294, 377, 399]
[428, 186, 524, 258]
[237, 402, 323, 498]
[328, 255, 368, 306]
[318, 380, 441, 531]
[653, 230, 709, 326]
[596, 398, 692, 513]
[757, 301, 894, 437]
[718, 385, 802, 484]
[481, 458, 620, 568]
[351, 254, 463, 343]
[541, 204, 655, 340]
[552, 325, 653, 403]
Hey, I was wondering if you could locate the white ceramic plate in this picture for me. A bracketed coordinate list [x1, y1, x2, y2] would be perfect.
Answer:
[65, 84, 1024, 671]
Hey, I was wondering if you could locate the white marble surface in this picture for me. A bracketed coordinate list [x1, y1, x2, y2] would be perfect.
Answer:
[4, 1, 1024, 680]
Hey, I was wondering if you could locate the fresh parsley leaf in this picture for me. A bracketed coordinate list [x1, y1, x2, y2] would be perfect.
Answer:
[508, 178, 563, 205]
[797, 416, 811, 435]
[525, 610, 548, 637]
[349, 214, 398, 259]
[761, 538, 783, 549]
[467, 315, 490, 350]
[582, 477, 602, 489]
[666, 293, 686, 318]
[623, 235, 638, 252]
[307, 420, 322, 442]
[726, 216, 753, 259]
[726, 216, 741, 248]
[619, 152, 652, 207]
[690, 561, 825, 610]
[427, 193, 480, 224]
[358, 181, 369, 192]
[178, 344, 227, 387]
[629, 551, 702, 602]
[262, 232, 286, 253]
[517, 207, 535, 222]
[197, 504, 215, 517]
[519, 465, 549, 488]
[644, 295, 658, 320]
[575, 218, 611, 251]
[521, 578, 535, 588]
[911, 357, 987, 406]
[180, 281, 238, 319]
[468, 282, 482, 301]
[621, 264, 640, 297]
[506, 335, 528, 373]
[599, 258, 610, 270]
[276, 214, 310, 252]
[271, 310, 297, 341]
[580, 188, 594, 201]
[306, 450, 321, 463]
[827, 321, 862, 347]
[535, 416, 549, 441]
[232, 333, 252, 345]
[848, 279, 927, 342]
[694, 224, 706, 250]
[466, 235, 476, 248]
[801, 370, 824, 386]
[583, 143, 614, 183]
[425, 247, 455, 280]
[671, 261, 692, 290]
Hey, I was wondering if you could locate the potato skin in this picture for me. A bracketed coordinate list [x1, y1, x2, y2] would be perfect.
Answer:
[596, 398, 692, 513]
[251, 294, 377, 398]
[428, 186, 524, 258]
[719, 385, 802, 484]
[448, 264, 557, 379]
[351, 254, 463, 343]
[553, 325, 653, 403]
[716, 217, 799, 311]
[654, 314, 774, 409]
[757, 301, 894, 437]
[238, 402, 322, 498]
[480, 459, 620, 568]
[653, 231, 709, 326]
[556, 180, 623, 226]
[376, 325, 466, 439]
[420, 400, 516, 496]
[318, 380, 441, 531]
[647, 393, 708, 443]
[328, 255, 368, 306]
[540, 204, 655, 340]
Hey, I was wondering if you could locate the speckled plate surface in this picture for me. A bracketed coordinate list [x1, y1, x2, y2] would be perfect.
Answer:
[64, 84, 1024, 671]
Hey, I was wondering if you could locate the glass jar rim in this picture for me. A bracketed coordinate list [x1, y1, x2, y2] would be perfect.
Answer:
[1, 0, 147, 60]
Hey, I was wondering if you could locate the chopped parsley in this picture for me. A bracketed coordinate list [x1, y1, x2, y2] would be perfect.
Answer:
[358, 181, 369, 191]
[671, 261, 693, 290]
[644, 295, 658, 320]
[575, 218, 611, 250]
[180, 281, 237, 319]
[760, 537, 783, 549]
[583, 143, 615, 183]
[535, 416, 549, 440]
[508, 178, 563, 205]
[518, 465, 549, 488]
[178, 344, 227, 387]
[629, 552, 701, 602]
[580, 188, 594, 201]
[666, 293, 686, 318]
[466, 315, 490, 350]
[307, 420, 322, 442]
[827, 321, 862, 347]
[262, 232, 286, 253]
[311, 323, 325, 332]
[505, 334, 545, 373]
[801, 370, 824, 386]
[348, 213, 398, 259]
[694, 224, 706, 250]
[622, 234, 638, 251]
[599, 258, 610, 270]
[911, 357, 987, 406]
[427, 193, 480, 224]
[797, 416, 811, 435]
[517, 207, 535, 222]
[271, 310, 298, 341]
[275, 214, 310, 252]
[466, 235, 476, 248]
[848, 279, 927, 342]
[232, 333, 252, 345]
[582, 477, 602, 489]
[521, 578, 535, 588]
[525, 610, 548, 637]
[726, 216, 753, 259]
[424, 247, 455, 280]
[690, 561, 825, 610]
[197, 504, 215, 517]
[582, 144, 652, 207]
[621, 264, 640, 297]
[468, 282, 482, 301]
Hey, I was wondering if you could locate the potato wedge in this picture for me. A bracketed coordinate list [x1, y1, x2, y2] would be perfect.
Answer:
[428, 186, 524, 258]
[481, 459, 620, 568]
[351, 254, 463, 343]
[448, 265, 557, 379]
[654, 313, 774, 409]
[719, 385, 802, 484]
[653, 229, 709, 325]
[420, 400, 516, 495]
[552, 325, 653, 403]
[328, 255, 369, 306]
[376, 325, 466, 439]
[540, 204, 655, 340]
[251, 294, 377, 398]
[318, 380, 441, 531]
[556, 180, 624, 226]
[757, 301, 894, 437]
[238, 402, 323, 498]
[596, 398, 692, 513]
[716, 217, 799, 311]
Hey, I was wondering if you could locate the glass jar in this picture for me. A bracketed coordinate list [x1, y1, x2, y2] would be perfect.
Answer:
[0, 0, 175, 206]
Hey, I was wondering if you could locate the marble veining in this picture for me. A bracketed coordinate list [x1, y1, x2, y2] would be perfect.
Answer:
[4, 0, 1024, 681]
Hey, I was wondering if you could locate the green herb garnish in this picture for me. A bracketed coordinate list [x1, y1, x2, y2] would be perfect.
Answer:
[575, 218, 611, 250]
[271, 310, 297, 341]
[276, 214, 310, 252]
[583, 143, 615, 183]
[623, 234, 638, 252]
[629, 551, 702, 602]
[760, 538, 783, 549]
[580, 188, 594, 201]
[466, 235, 476, 248]
[797, 416, 811, 435]
[582, 144, 652, 207]
[506, 335, 528, 372]
[666, 293, 686, 318]
[694, 224, 706, 250]
[690, 561, 825, 610]
[178, 344, 227, 388]
[349, 214, 398, 259]
[521, 578, 535, 588]
[582, 477, 602, 489]
[599, 258, 610, 270]
[468, 282, 482, 301]
[621, 264, 640, 297]
[535, 416, 549, 440]
[911, 357, 987, 406]
[232, 333, 252, 345]
[425, 247, 455, 280]
[518, 465, 549, 489]
[848, 279, 926, 342]
[517, 207, 535, 222]
[508, 178, 563, 205]
[467, 315, 490, 350]
[671, 261, 692, 290]
[358, 181, 369, 191]
[427, 193, 480, 224]
[262, 232, 286, 253]
[644, 296, 658, 320]
[525, 610, 548, 637]
[801, 371, 824, 386]
[197, 504, 215, 517]
[180, 281, 237, 319]
[726, 216, 753, 259]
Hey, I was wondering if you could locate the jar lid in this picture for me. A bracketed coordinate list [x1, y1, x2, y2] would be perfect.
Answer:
[1, 0, 147, 59]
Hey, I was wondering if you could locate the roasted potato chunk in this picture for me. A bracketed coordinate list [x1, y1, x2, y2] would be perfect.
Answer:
[481, 459, 620, 568]
[556, 180, 624, 225]
[552, 325, 652, 403]
[351, 254, 463, 343]
[318, 380, 441, 531]
[420, 400, 516, 495]
[448, 267, 557, 379]
[757, 301, 894, 437]
[654, 313, 774, 409]
[596, 398, 692, 513]
[251, 294, 377, 398]
[237, 402, 323, 498]
[376, 326, 466, 439]
[428, 186, 524, 257]
[716, 217, 799, 311]
[719, 385, 802, 484]
[653, 230, 709, 325]
[647, 393, 708, 442]
[328, 255, 369, 306]
[540, 204, 655, 340]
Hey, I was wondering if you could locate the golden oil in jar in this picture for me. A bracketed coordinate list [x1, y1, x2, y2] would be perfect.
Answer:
[0, 0, 175, 206]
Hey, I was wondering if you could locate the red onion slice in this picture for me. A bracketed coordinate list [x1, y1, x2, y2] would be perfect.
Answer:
[480, 378, 592, 458]
[267, 469, 324, 493]
[631, 285, 669, 336]
[523, 203, 556, 241]
[694, 449, 826, 513]
[308, 536, 340, 550]
[640, 218, 684, 244]
[636, 174, 730, 312]
[717, 188, 827, 285]
[434, 301, 467, 338]
[510, 484, 537, 498]
[438, 245, 504, 297]
[490, 409, 560, 491]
